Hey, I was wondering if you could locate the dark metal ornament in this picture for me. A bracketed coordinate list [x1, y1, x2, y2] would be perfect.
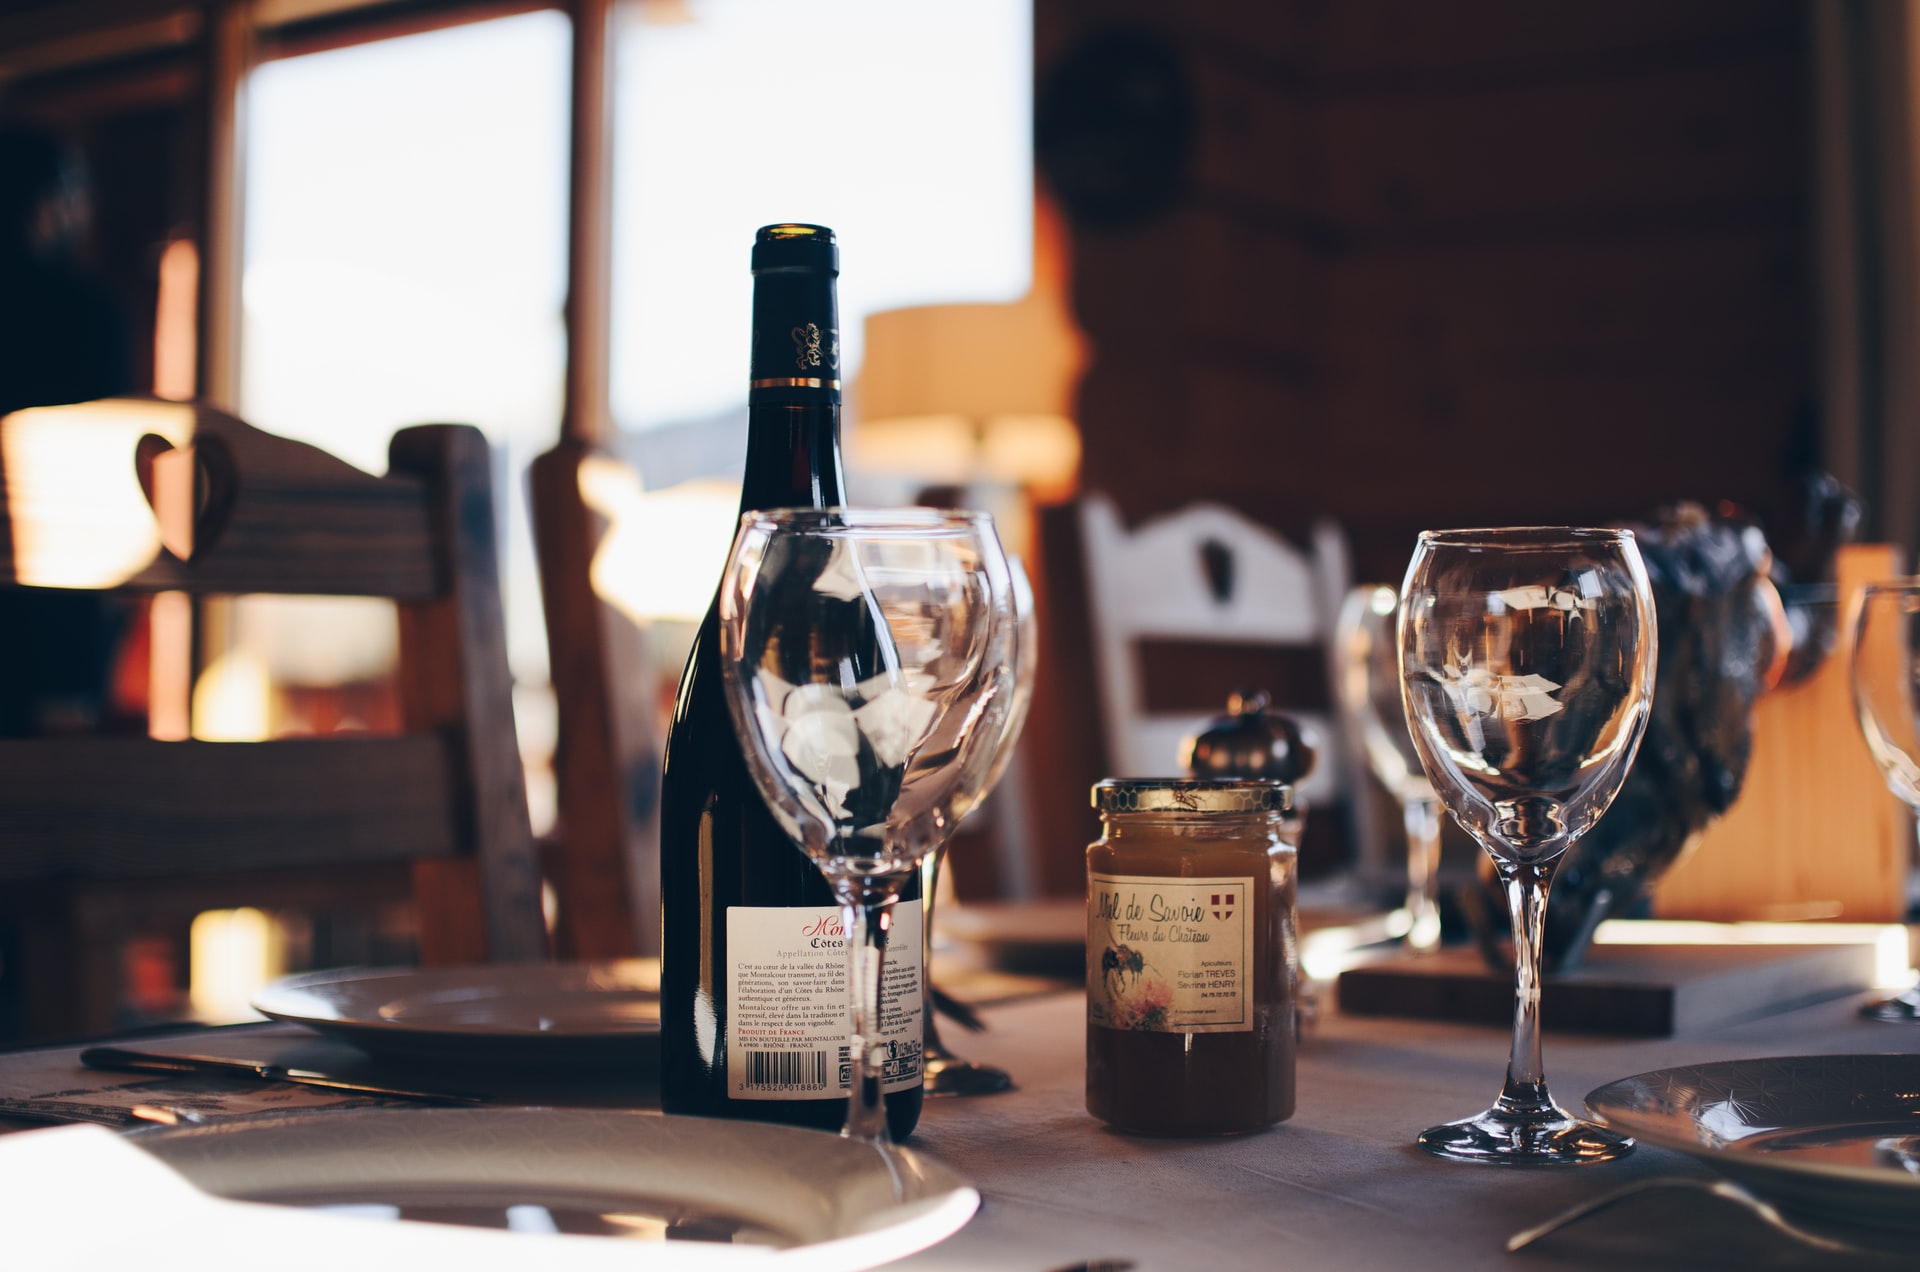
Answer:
[1181, 689, 1317, 786]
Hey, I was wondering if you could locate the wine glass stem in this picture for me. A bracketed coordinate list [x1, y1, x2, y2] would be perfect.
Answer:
[838, 889, 895, 1144]
[1909, 815, 1920, 913]
[918, 847, 952, 1063]
[1494, 856, 1559, 1114]
[1404, 795, 1442, 951]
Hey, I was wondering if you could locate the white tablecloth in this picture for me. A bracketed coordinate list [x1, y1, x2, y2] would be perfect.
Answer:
[895, 989, 1911, 1271]
[0, 985, 1909, 1270]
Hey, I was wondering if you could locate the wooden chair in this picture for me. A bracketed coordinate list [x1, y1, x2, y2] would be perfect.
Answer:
[526, 436, 654, 958]
[1078, 491, 1358, 815]
[0, 398, 547, 1036]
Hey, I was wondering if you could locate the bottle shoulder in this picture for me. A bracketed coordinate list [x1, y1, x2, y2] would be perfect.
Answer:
[661, 607, 724, 768]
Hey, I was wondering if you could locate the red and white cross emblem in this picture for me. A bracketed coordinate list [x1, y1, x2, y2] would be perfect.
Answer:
[1211, 892, 1236, 920]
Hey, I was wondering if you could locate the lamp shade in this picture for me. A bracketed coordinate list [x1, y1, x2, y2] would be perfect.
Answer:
[853, 295, 1086, 501]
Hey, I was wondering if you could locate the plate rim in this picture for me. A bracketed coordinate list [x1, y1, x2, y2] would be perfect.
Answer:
[251, 961, 661, 1042]
[1583, 1051, 1920, 1192]
[126, 1105, 980, 1266]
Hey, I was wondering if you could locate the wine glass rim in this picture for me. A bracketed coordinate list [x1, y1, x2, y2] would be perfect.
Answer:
[741, 506, 993, 533]
[1417, 526, 1635, 548]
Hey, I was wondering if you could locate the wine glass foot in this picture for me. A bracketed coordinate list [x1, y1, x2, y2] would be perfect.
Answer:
[923, 1054, 1013, 1097]
[1861, 985, 1920, 1022]
[1418, 1106, 1633, 1166]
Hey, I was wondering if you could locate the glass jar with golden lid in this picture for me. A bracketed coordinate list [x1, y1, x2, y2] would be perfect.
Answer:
[1085, 778, 1298, 1136]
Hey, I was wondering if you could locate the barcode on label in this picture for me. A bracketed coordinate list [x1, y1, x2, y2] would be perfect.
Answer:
[743, 1050, 828, 1091]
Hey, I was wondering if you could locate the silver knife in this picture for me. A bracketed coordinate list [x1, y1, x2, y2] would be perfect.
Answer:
[79, 1046, 484, 1104]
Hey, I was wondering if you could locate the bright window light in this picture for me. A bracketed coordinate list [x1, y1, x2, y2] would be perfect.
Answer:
[243, 11, 570, 472]
[612, 0, 1033, 437]
[239, 10, 571, 685]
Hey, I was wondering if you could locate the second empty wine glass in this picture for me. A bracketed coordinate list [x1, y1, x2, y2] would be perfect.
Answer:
[1399, 527, 1656, 1165]
[1850, 578, 1920, 1022]
[1337, 583, 1443, 952]
[920, 556, 1038, 1096]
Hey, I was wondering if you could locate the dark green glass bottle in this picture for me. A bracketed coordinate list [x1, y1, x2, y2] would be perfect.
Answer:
[658, 225, 923, 1138]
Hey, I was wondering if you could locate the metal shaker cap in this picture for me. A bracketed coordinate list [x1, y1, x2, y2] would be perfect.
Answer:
[1180, 689, 1317, 784]
[1093, 777, 1291, 815]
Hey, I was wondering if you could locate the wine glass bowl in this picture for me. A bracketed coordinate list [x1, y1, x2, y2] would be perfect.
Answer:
[1336, 584, 1442, 951]
[1399, 527, 1657, 1165]
[920, 557, 1036, 1097]
[1849, 579, 1920, 1022]
[1402, 534, 1654, 865]
[719, 507, 1016, 1142]
[1852, 581, 1920, 804]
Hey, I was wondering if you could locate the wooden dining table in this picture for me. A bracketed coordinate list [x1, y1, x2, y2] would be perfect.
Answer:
[0, 973, 1908, 1270]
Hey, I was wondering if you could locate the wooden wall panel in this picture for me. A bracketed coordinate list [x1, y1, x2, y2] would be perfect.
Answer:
[1185, 54, 1317, 218]
[1033, 0, 1818, 893]
[1318, 370, 1809, 539]
[1326, 228, 1809, 380]
[1076, 363, 1322, 536]
[1318, 54, 1808, 242]
[1038, 0, 1311, 68]
[1313, 0, 1800, 78]
[1074, 207, 1327, 364]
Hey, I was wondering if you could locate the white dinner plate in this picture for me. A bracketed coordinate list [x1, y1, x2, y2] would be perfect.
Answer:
[128, 1107, 979, 1267]
[1585, 1054, 1920, 1236]
[252, 961, 659, 1069]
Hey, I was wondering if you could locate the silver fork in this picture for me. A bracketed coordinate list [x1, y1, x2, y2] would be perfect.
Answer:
[1508, 1176, 1894, 1260]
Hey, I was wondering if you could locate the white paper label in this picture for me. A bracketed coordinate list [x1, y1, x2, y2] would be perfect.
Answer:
[1087, 873, 1255, 1033]
[725, 903, 924, 1100]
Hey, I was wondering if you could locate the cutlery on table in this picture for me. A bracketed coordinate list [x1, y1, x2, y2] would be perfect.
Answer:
[80, 1046, 484, 1104]
[1508, 1176, 1893, 1260]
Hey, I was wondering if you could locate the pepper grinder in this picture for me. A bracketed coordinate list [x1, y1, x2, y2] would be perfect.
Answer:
[1180, 689, 1316, 847]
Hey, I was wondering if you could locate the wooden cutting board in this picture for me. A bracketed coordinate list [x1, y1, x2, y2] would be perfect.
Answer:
[1336, 940, 1879, 1036]
[1653, 543, 1911, 924]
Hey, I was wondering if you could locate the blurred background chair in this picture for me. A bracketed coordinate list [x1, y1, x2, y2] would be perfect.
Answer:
[1078, 491, 1369, 877]
[526, 439, 664, 959]
[0, 398, 547, 1038]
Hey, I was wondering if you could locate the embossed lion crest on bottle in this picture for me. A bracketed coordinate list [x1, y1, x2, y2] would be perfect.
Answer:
[790, 322, 828, 372]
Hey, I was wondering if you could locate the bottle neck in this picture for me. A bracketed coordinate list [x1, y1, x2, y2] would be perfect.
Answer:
[748, 265, 840, 397]
[742, 257, 842, 514]
[739, 400, 845, 513]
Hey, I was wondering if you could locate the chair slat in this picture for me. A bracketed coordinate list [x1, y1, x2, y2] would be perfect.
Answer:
[0, 736, 461, 882]
[123, 481, 443, 598]
[0, 399, 443, 598]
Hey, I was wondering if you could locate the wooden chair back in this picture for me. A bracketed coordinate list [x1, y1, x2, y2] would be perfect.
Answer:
[1078, 491, 1355, 810]
[526, 436, 655, 958]
[0, 399, 546, 1031]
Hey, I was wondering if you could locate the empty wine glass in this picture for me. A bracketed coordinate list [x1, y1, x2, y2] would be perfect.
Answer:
[1850, 578, 1920, 1022]
[1336, 583, 1443, 952]
[920, 556, 1037, 1096]
[1400, 528, 1656, 1165]
[719, 507, 1017, 1143]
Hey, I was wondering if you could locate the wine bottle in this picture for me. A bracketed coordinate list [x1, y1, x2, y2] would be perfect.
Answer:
[659, 224, 924, 1137]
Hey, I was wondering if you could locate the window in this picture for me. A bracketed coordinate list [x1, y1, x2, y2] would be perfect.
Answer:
[611, 0, 1033, 452]
[243, 9, 572, 693]
[236, 0, 1031, 835]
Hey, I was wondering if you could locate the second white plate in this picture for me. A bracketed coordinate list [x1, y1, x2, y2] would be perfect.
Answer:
[252, 961, 660, 1069]
[1585, 1053, 1920, 1236]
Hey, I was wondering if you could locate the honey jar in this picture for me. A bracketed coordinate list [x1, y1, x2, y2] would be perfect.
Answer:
[1085, 778, 1297, 1136]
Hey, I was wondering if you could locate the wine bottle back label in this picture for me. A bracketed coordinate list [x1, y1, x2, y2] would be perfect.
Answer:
[1087, 873, 1256, 1033]
[725, 903, 924, 1099]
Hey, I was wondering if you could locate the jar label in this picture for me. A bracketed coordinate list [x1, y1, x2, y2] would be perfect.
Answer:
[1087, 873, 1255, 1033]
[724, 904, 923, 1100]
